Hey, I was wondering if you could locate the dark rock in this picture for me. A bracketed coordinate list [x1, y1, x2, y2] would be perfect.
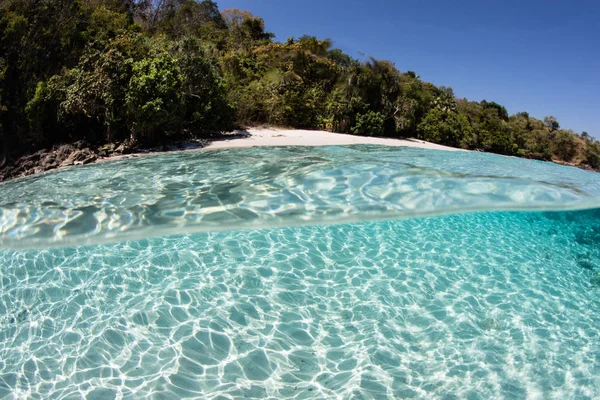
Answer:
[61, 148, 97, 167]
[61, 151, 79, 166]
[577, 259, 596, 271]
[60, 157, 74, 167]
[81, 154, 97, 165]
[1, 137, 207, 182]
[54, 144, 77, 160]
[41, 154, 58, 170]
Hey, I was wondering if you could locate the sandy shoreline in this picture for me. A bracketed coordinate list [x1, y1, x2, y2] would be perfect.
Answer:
[98, 128, 463, 165]
[204, 128, 463, 151]
[109, 128, 463, 161]
[1, 128, 463, 182]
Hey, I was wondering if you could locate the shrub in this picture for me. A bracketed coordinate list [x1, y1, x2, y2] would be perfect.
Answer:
[417, 109, 474, 148]
[175, 37, 235, 133]
[126, 55, 184, 142]
[351, 111, 384, 136]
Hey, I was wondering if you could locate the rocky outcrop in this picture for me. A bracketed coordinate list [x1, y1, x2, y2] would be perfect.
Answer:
[0, 138, 210, 182]
[59, 148, 98, 167]
[0, 141, 128, 182]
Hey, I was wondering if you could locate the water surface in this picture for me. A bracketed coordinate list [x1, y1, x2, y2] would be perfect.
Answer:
[0, 146, 599, 399]
[1, 146, 599, 249]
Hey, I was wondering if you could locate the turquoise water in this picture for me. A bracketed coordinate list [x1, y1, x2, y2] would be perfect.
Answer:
[2, 146, 600, 249]
[1, 146, 600, 398]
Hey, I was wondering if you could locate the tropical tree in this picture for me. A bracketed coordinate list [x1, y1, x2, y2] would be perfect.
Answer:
[417, 108, 474, 148]
[126, 54, 184, 142]
[544, 115, 560, 131]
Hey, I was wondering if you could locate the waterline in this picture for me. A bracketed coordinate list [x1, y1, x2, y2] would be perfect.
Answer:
[2, 146, 599, 249]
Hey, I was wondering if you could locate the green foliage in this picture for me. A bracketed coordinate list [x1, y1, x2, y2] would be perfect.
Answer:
[25, 80, 58, 145]
[585, 142, 600, 169]
[153, 0, 228, 42]
[222, 8, 273, 48]
[551, 131, 577, 162]
[126, 54, 184, 142]
[457, 99, 514, 154]
[481, 100, 508, 121]
[581, 131, 591, 142]
[60, 32, 147, 142]
[417, 109, 474, 148]
[544, 115, 560, 131]
[24, 73, 75, 146]
[0, 0, 596, 172]
[84, 1, 131, 44]
[351, 111, 385, 136]
[174, 37, 235, 132]
[322, 90, 366, 133]
[433, 87, 456, 114]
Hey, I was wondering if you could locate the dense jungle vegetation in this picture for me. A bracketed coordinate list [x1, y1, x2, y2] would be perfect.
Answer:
[1, 0, 599, 169]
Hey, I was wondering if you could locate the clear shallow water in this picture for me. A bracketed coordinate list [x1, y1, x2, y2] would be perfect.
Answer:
[1, 146, 600, 249]
[1, 146, 600, 399]
[1, 210, 600, 399]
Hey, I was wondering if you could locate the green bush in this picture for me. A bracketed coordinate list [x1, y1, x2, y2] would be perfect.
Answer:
[551, 131, 577, 161]
[175, 37, 235, 133]
[126, 55, 184, 142]
[351, 111, 384, 136]
[24, 75, 71, 146]
[585, 142, 600, 169]
[59, 34, 142, 142]
[417, 109, 474, 148]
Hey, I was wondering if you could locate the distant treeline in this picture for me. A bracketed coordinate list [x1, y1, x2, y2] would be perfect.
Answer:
[1, 0, 599, 169]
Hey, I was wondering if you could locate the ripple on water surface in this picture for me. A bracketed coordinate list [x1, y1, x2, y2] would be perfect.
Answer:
[1, 145, 600, 248]
[1, 209, 600, 398]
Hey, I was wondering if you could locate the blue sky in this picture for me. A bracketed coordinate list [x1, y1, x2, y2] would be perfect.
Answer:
[217, 0, 600, 137]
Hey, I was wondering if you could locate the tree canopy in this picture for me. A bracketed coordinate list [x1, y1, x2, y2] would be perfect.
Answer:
[0, 0, 598, 170]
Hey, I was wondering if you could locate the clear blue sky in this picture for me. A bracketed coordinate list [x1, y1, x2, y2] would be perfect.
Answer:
[217, 0, 599, 137]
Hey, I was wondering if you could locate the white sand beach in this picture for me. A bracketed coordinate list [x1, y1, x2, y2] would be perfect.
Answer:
[206, 128, 463, 151]
[23, 127, 463, 180]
